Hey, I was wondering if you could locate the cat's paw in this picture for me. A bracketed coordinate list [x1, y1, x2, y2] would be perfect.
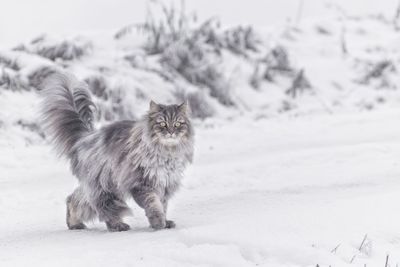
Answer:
[149, 215, 166, 230]
[106, 221, 131, 232]
[165, 220, 176, 229]
[68, 222, 87, 230]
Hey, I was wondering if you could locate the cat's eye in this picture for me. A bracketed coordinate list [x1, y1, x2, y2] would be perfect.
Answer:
[160, 122, 166, 127]
[174, 122, 181, 127]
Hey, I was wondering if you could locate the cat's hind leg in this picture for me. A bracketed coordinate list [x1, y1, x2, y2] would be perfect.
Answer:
[66, 187, 96, 230]
[93, 191, 131, 232]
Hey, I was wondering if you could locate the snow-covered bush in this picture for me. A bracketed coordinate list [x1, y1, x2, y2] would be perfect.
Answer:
[131, 2, 253, 107]
[28, 66, 58, 89]
[175, 89, 215, 119]
[286, 69, 312, 98]
[114, 1, 266, 109]
[134, 1, 194, 55]
[0, 53, 19, 71]
[161, 39, 234, 106]
[0, 53, 26, 91]
[250, 45, 304, 94]
[249, 45, 295, 89]
[0, 68, 28, 91]
[263, 45, 294, 78]
[21, 35, 92, 61]
[85, 75, 109, 100]
[359, 60, 397, 89]
[94, 86, 134, 122]
[84, 75, 135, 122]
[249, 63, 262, 90]
[222, 25, 260, 56]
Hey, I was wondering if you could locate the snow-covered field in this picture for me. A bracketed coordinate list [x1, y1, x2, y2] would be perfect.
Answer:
[2, 1, 400, 266]
[1, 108, 400, 267]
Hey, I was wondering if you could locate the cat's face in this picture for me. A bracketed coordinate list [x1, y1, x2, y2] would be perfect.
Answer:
[148, 101, 192, 146]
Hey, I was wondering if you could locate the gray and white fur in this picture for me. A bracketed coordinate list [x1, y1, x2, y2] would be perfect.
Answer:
[40, 73, 194, 231]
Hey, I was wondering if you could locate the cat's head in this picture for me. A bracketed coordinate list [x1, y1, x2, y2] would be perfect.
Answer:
[147, 100, 193, 146]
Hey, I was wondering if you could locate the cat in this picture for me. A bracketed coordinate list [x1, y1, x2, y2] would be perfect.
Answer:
[40, 73, 194, 232]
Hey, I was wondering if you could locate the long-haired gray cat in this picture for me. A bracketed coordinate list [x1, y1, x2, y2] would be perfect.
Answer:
[40, 73, 194, 232]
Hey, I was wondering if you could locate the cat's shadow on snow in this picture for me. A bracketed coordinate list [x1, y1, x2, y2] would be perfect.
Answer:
[65, 225, 177, 234]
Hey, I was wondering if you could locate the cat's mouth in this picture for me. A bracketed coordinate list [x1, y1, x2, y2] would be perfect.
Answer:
[159, 137, 180, 146]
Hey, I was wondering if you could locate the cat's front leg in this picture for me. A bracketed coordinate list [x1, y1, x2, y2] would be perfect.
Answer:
[131, 188, 167, 230]
[143, 193, 166, 230]
[162, 198, 176, 229]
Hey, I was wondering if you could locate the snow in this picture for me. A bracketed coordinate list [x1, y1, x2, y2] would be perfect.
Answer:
[1, 108, 400, 267]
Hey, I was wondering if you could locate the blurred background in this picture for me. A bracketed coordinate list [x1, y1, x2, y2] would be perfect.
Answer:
[2, 0, 400, 125]
[1, 0, 398, 47]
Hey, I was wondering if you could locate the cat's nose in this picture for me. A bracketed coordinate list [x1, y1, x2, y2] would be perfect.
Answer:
[167, 128, 174, 134]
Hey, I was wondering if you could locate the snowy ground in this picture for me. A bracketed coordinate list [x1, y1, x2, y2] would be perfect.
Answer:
[1, 108, 400, 267]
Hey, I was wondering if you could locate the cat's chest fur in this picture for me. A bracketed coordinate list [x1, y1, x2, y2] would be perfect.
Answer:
[140, 147, 187, 189]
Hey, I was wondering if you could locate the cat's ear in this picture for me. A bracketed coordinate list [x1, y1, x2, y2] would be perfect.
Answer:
[178, 100, 190, 115]
[149, 100, 160, 113]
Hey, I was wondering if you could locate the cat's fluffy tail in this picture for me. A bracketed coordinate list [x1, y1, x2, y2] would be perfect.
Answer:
[40, 73, 96, 158]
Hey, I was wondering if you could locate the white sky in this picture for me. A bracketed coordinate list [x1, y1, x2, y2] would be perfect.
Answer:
[0, 0, 398, 48]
